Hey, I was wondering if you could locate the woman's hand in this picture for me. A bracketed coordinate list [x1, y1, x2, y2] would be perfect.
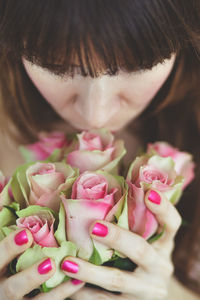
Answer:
[61, 189, 182, 300]
[0, 229, 84, 300]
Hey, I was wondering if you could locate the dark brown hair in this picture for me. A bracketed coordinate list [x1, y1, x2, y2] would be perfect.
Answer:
[0, 0, 200, 294]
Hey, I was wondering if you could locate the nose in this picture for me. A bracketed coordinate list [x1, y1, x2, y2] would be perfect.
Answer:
[74, 76, 121, 128]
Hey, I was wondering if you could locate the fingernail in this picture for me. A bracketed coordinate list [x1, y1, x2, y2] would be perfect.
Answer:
[71, 279, 83, 285]
[92, 222, 108, 237]
[61, 260, 79, 273]
[148, 190, 161, 205]
[14, 230, 29, 245]
[38, 258, 52, 275]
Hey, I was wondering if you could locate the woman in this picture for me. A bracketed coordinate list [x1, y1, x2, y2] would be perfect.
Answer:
[0, 1, 199, 299]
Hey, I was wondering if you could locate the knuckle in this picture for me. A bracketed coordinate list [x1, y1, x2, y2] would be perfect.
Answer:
[109, 225, 121, 246]
[108, 269, 124, 291]
[134, 239, 150, 262]
[95, 293, 111, 300]
[2, 238, 13, 257]
[2, 281, 17, 300]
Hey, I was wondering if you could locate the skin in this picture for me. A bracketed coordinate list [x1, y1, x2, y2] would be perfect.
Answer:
[22, 54, 176, 132]
[0, 53, 182, 299]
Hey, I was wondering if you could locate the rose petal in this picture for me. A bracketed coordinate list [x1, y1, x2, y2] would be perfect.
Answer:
[67, 148, 114, 173]
[62, 196, 113, 260]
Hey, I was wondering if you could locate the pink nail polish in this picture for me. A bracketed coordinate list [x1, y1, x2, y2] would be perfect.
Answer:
[92, 222, 108, 237]
[71, 279, 83, 285]
[148, 190, 161, 205]
[38, 258, 52, 275]
[61, 260, 79, 273]
[14, 230, 29, 245]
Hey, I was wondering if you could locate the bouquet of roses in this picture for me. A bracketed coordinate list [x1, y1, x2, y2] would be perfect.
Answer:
[0, 129, 195, 295]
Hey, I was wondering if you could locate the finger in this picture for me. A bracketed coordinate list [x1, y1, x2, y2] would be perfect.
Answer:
[89, 221, 158, 271]
[71, 287, 131, 300]
[1, 258, 55, 300]
[61, 256, 141, 295]
[33, 278, 84, 300]
[145, 190, 182, 249]
[0, 229, 33, 272]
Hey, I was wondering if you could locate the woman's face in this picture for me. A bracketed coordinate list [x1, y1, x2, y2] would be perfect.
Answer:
[22, 54, 176, 132]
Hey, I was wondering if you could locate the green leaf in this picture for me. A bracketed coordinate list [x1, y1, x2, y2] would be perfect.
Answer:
[181, 219, 189, 227]
[112, 257, 136, 271]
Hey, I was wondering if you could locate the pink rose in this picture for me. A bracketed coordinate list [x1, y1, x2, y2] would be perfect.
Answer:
[21, 131, 68, 161]
[66, 129, 126, 173]
[0, 171, 7, 193]
[16, 215, 58, 247]
[0, 171, 13, 207]
[25, 162, 76, 211]
[127, 155, 183, 240]
[147, 142, 195, 189]
[61, 171, 125, 261]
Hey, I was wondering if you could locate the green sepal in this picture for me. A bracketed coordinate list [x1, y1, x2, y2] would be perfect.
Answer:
[1, 225, 18, 237]
[42, 241, 77, 288]
[0, 229, 5, 241]
[16, 244, 45, 272]
[0, 179, 12, 206]
[0, 202, 20, 229]
[54, 202, 67, 245]
[89, 243, 103, 266]
[148, 224, 167, 243]
[10, 162, 33, 208]
[116, 182, 129, 229]
[44, 149, 63, 163]
[16, 205, 57, 220]
[19, 146, 35, 163]
[41, 283, 53, 293]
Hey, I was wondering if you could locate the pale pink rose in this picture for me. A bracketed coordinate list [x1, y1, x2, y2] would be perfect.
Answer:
[71, 172, 115, 202]
[0, 171, 7, 193]
[62, 171, 120, 260]
[66, 129, 126, 173]
[16, 215, 58, 247]
[127, 182, 158, 239]
[136, 165, 174, 192]
[23, 131, 68, 161]
[147, 142, 195, 189]
[26, 162, 67, 211]
[127, 155, 182, 240]
[0, 172, 13, 205]
[78, 132, 103, 151]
